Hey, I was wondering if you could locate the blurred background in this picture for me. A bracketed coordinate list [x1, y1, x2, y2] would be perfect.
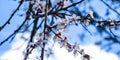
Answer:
[0, 0, 120, 60]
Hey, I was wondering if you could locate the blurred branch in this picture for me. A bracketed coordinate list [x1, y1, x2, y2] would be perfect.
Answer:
[36, 0, 84, 18]
[40, 0, 49, 60]
[108, 27, 120, 43]
[29, 18, 39, 42]
[24, 15, 39, 60]
[0, 0, 24, 31]
[50, 28, 62, 39]
[50, 27, 90, 59]
[36, 19, 44, 30]
[80, 22, 92, 36]
[58, 0, 84, 11]
[24, 45, 35, 60]
[0, 18, 27, 46]
[101, 0, 120, 16]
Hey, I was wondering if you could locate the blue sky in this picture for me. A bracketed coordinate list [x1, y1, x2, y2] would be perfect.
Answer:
[0, 33, 119, 60]
[0, 0, 25, 55]
[0, 0, 120, 60]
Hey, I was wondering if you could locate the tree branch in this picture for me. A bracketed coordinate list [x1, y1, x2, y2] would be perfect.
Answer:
[36, 0, 84, 18]
[0, 18, 27, 46]
[30, 18, 39, 42]
[24, 15, 39, 60]
[101, 0, 120, 16]
[108, 27, 120, 43]
[58, 0, 84, 11]
[0, 0, 24, 31]
[40, 0, 49, 60]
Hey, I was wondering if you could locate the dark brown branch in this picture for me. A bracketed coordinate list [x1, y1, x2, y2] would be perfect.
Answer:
[0, 18, 27, 46]
[40, 0, 49, 60]
[21, 18, 43, 33]
[36, 19, 44, 30]
[24, 46, 35, 60]
[109, 28, 117, 38]
[101, 0, 120, 16]
[0, 0, 24, 31]
[58, 0, 84, 11]
[108, 27, 119, 43]
[30, 18, 39, 42]
[50, 28, 85, 56]
[80, 22, 92, 36]
[36, 0, 84, 18]
[23, 17, 39, 60]
[9, 34, 16, 43]
[50, 29, 62, 39]
[22, 20, 43, 60]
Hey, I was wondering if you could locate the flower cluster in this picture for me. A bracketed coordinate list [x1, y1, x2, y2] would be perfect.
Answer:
[95, 19, 120, 29]
[31, 0, 45, 15]
[83, 13, 120, 28]
[55, 12, 120, 29]
[55, 19, 68, 30]
[23, 0, 120, 60]
[56, 0, 70, 8]
[25, 10, 120, 59]
[25, 0, 52, 20]
[28, 30, 51, 49]
[26, 11, 31, 20]
[52, 28, 90, 59]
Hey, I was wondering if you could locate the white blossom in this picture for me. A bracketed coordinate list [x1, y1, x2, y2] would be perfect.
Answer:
[63, 0, 70, 8]
[89, 11, 94, 18]
[84, 19, 90, 25]
[96, 19, 103, 26]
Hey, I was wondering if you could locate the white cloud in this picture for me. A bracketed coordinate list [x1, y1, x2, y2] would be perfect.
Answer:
[0, 50, 24, 60]
[0, 33, 28, 60]
[52, 43, 81, 60]
[80, 45, 118, 60]
[0, 33, 119, 60]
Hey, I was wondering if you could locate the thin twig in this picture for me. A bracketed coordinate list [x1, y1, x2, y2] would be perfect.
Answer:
[80, 22, 92, 36]
[0, 0, 24, 31]
[108, 27, 119, 42]
[101, 0, 120, 16]
[23, 16, 39, 60]
[40, 0, 49, 60]
[50, 28, 84, 57]
[30, 18, 39, 42]
[36, 19, 44, 30]
[24, 46, 35, 60]
[36, 0, 84, 18]
[50, 29, 62, 39]
[0, 18, 27, 46]
[58, 0, 84, 11]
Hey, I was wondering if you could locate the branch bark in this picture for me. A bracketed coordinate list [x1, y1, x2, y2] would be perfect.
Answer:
[40, 0, 49, 60]
[0, 0, 24, 31]
[0, 18, 27, 46]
